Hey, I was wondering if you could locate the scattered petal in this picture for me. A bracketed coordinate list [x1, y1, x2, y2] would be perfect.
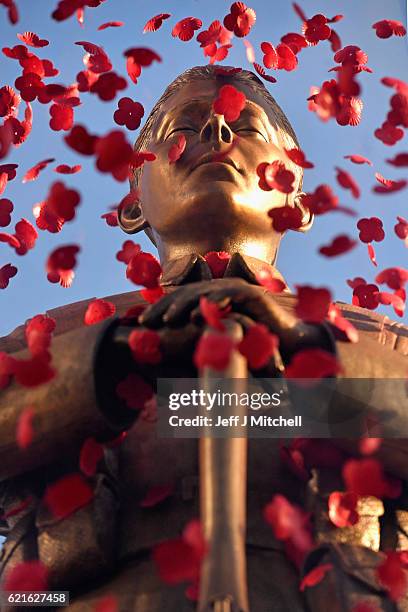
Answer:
[168, 134, 186, 164]
[213, 84, 246, 122]
[143, 13, 171, 34]
[140, 483, 174, 508]
[79, 437, 104, 476]
[97, 21, 124, 31]
[335, 167, 360, 198]
[22, 158, 55, 183]
[223, 2, 256, 38]
[295, 285, 332, 323]
[238, 323, 278, 369]
[344, 154, 372, 166]
[126, 251, 162, 287]
[387, 153, 408, 167]
[193, 332, 235, 371]
[116, 373, 153, 410]
[3, 560, 48, 592]
[129, 329, 161, 365]
[328, 491, 359, 528]
[373, 20, 406, 39]
[84, 299, 115, 325]
[258, 161, 295, 193]
[268, 205, 304, 232]
[285, 349, 341, 385]
[300, 564, 333, 591]
[17, 31, 49, 48]
[204, 251, 231, 278]
[357, 217, 384, 243]
[352, 282, 380, 310]
[285, 148, 314, 169]
[0, 262, 17, 288]
[376, 552, 408, 601]
[319, 235, 357, 257]
[44, 473, 93, 519]
[54, 163, 81, 174]
[172, 17, 202, 42]
[16, 406, 35, 449]
[113, 97, 144, 131]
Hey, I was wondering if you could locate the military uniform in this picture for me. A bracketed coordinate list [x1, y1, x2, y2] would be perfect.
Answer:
[0, 253, 408, 611]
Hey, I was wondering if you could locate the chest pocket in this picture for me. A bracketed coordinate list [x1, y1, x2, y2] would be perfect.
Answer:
[0, 452, 119, 592]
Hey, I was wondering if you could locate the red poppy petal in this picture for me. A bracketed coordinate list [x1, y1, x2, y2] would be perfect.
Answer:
[16, 406, 35, 449]
[44, 473, 93, 519]
[285, 147, 314, 168]
[143, 13, 171, 34]
[300, 563, 333, 591]
[54, 163, 82, 174]
[193, 333, 235, 371]
[17, 31, 49, 48]
[3, 560, 49, 591]
[344, 154, 372, 166]
[140, 483, 174, 508]
[22, 158, 55, 183]
[319, 235, 357, 257]
[128, 329, 162, 365]
[204, 251, 231, 278]
[295, 285, 332, 322]
[0, 263, 17, 289]
[335, 166, 360, 198]
[97, 21, 124, 31]
[84, 299, 116, 325]
[79, 437, 104, 476]
[168, 134, 186, 164]
[238, 324, 278, 369]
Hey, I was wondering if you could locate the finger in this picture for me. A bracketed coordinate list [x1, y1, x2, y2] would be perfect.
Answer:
[227, 311, 257, 332]
[162, 289, 215, 325]
[250, 349, 285, 378]
[208, 287, 298, 339]
[158, 323, 201, 359]
[139, 285, 203, 328]
[189, 296, 232, 326]
[138, 290, 178, 328]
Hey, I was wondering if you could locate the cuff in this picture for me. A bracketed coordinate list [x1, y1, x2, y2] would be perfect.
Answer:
[93, 317, 140, 437]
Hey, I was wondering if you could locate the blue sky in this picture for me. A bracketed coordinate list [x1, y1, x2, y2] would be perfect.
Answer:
[0, 0, 407, 336]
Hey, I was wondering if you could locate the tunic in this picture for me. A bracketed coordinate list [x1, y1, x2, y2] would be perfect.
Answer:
[0, 253, 408, 611]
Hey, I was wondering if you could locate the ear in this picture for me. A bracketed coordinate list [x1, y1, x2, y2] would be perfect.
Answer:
[293, 191, 314, 233]
[118, 196, 150, 235]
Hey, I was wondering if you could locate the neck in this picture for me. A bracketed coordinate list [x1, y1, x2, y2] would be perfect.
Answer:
[153, 233, 281, 268]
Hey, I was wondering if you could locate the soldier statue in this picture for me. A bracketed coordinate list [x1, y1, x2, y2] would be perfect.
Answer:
[0, 65, 407, 611]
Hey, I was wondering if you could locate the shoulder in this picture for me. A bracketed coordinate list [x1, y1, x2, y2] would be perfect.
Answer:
[334, 300, 408, 356]
[0, 290, 148, 354]
[272, 293, 408, 356]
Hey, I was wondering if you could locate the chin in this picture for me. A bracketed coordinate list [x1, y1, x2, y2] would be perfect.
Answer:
[162, 192, 271, 243]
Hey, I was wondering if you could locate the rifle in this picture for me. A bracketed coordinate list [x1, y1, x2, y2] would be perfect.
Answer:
[198, 320, 249, 612]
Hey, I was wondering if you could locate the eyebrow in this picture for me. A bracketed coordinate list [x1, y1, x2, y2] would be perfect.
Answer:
[156, 96, 278, 145]
[166, 97, 268, 117]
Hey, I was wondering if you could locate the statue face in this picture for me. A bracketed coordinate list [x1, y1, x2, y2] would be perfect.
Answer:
[139, 77, 301, 257]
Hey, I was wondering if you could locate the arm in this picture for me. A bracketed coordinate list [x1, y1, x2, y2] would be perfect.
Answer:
[0, 321, 137, 482]
[140, 279, 408, 478]
[331, 333, 408, 479]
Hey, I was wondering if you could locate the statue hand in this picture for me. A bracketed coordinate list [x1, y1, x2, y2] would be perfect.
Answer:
[139, 279, 335, 364]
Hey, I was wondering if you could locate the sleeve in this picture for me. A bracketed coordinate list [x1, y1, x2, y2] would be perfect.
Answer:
[333, 317, 408, 479]
[0, 319, 138, 482]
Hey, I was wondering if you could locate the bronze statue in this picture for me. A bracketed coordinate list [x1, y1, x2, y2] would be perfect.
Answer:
[0, 65, 408, 611]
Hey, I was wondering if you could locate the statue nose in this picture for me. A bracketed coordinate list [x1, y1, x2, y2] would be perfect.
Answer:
[200, 113, 233, 145]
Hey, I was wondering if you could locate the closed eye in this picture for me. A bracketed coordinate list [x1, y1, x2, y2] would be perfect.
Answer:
[167, 127, 197, 138]
[235, 128, 268, 142]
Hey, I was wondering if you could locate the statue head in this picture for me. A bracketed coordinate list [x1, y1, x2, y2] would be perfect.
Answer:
[119, 65, 312, 266]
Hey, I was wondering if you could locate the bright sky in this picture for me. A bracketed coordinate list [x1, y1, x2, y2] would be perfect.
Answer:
[0, 0, 407, 337]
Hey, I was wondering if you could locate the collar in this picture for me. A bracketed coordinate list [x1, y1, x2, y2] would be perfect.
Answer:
[160, 252, 289, 290]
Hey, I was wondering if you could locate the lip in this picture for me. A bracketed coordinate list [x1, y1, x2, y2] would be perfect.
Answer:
[191, 153, 239, 173]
